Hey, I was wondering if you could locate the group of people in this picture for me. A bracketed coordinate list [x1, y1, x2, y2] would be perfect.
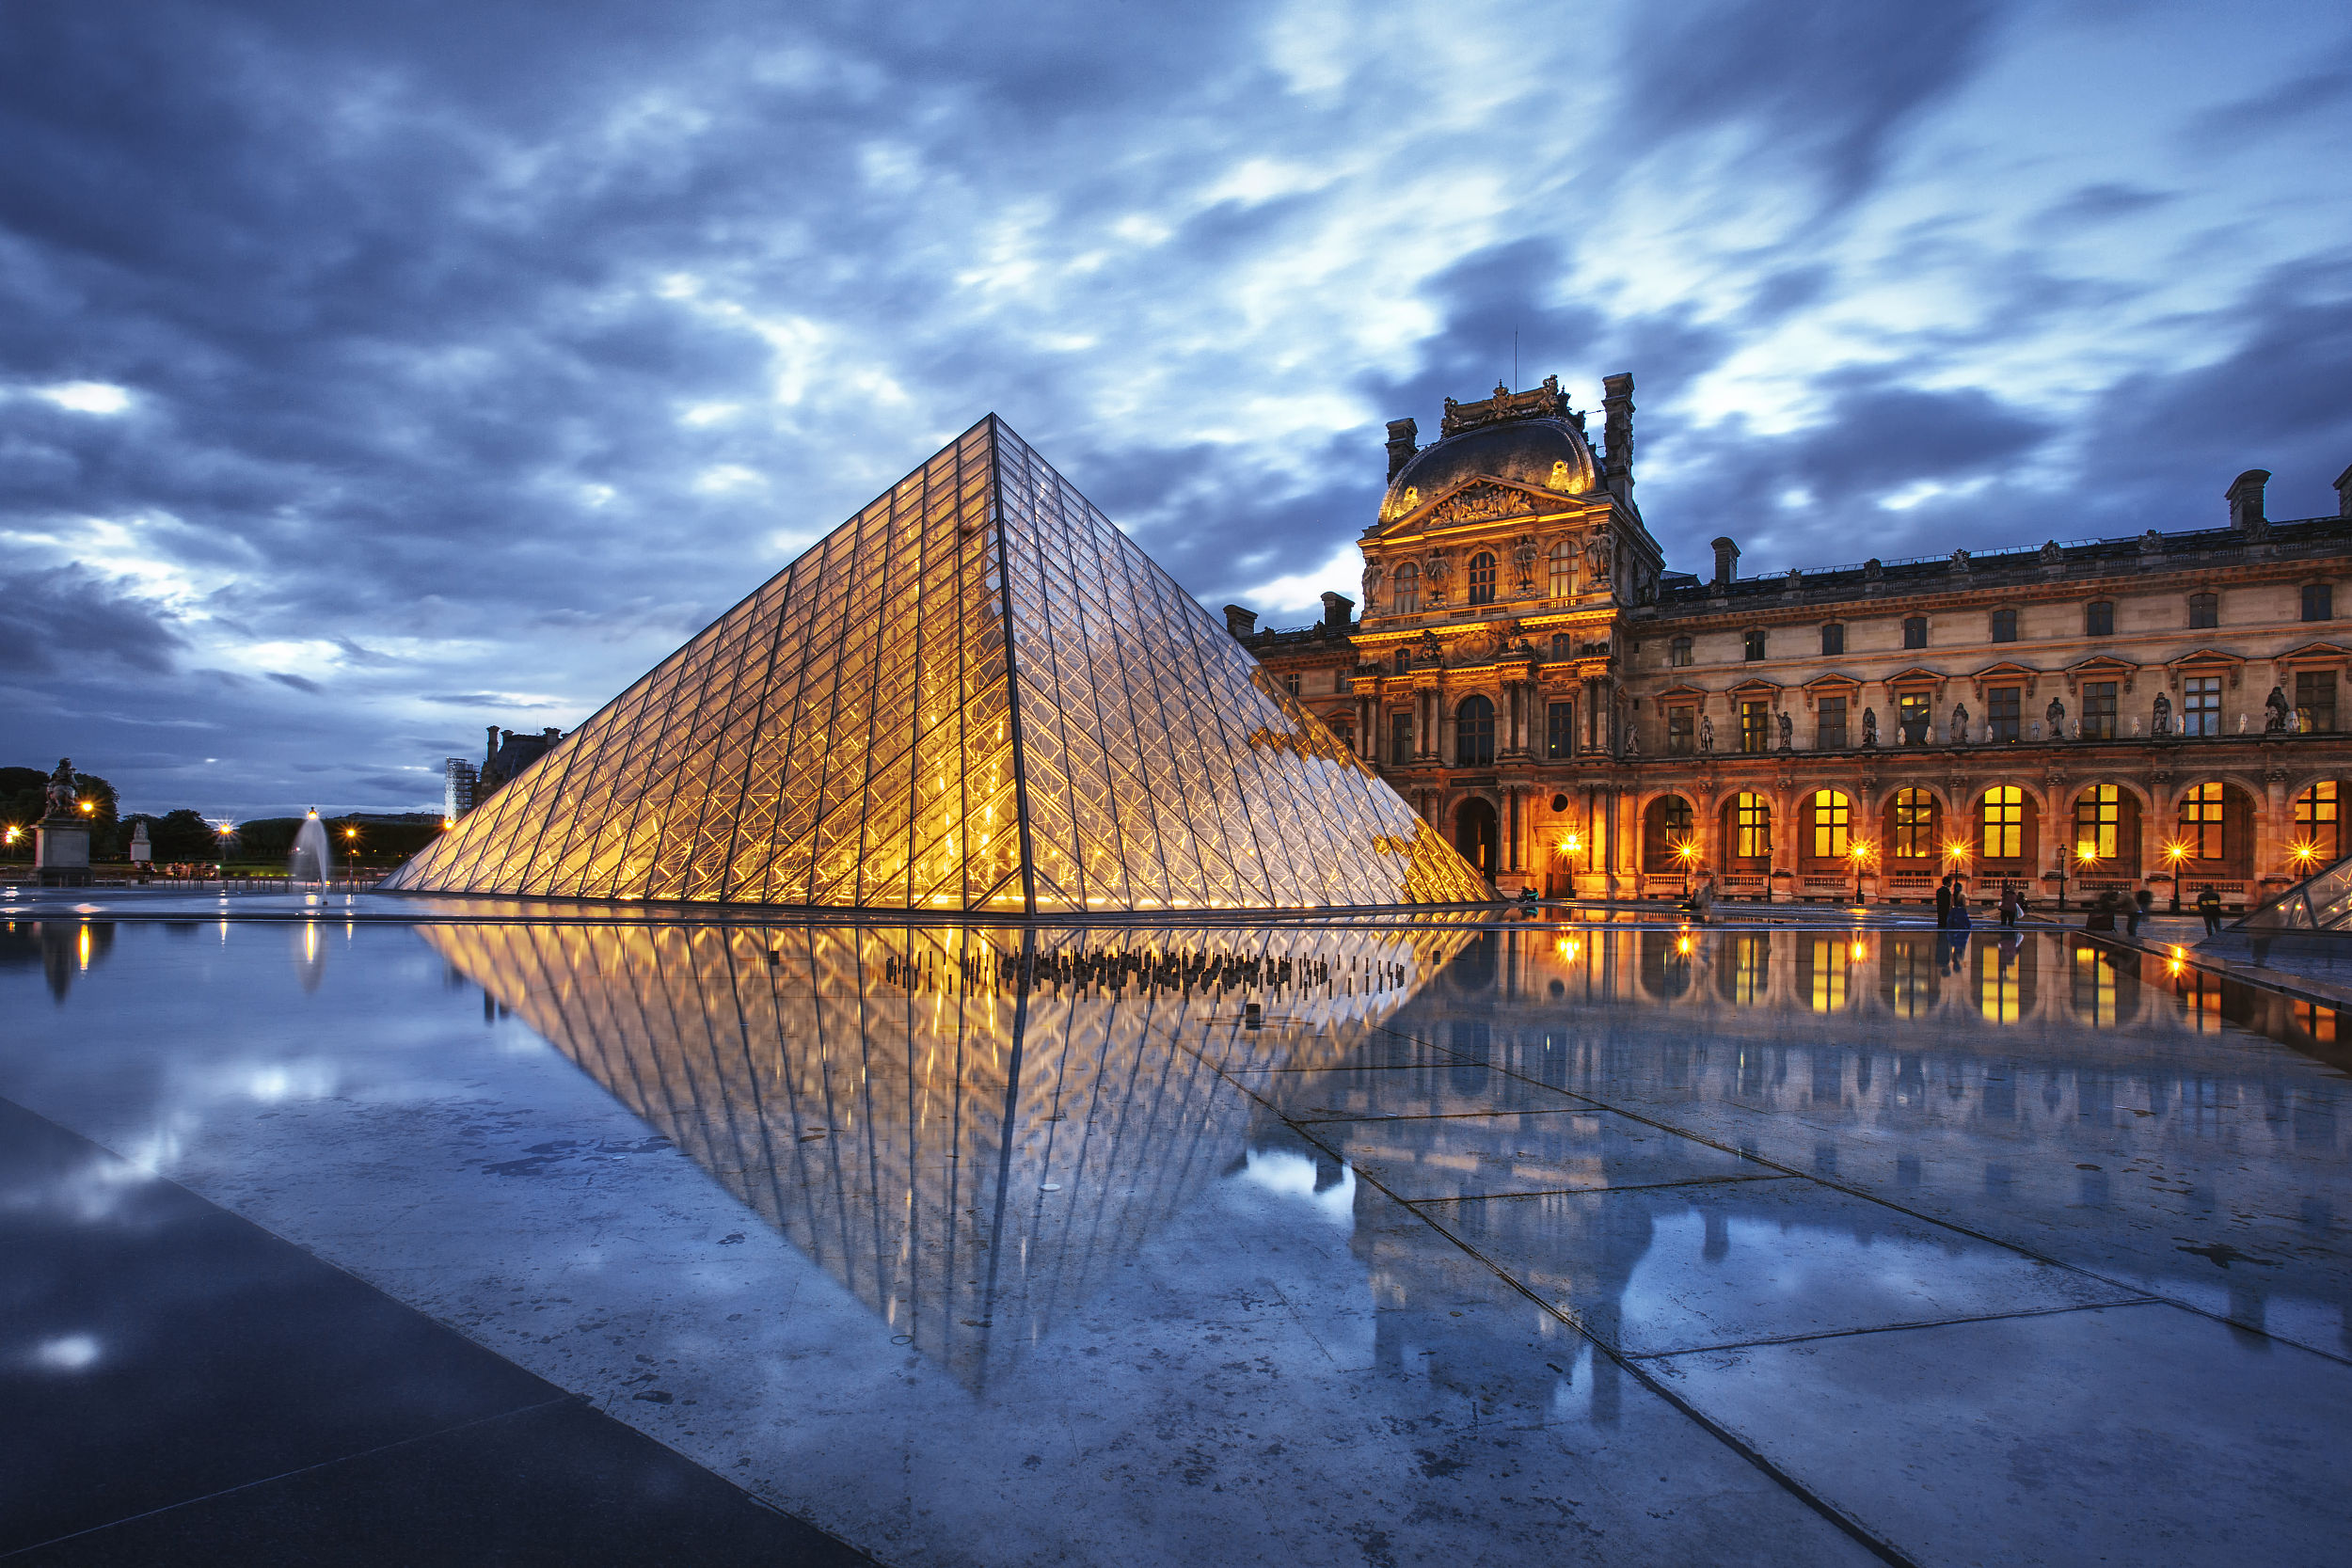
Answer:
[1934, 873, 1981, 930]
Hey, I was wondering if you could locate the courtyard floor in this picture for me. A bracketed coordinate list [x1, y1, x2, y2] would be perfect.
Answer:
[3, 886, 2346, 1566]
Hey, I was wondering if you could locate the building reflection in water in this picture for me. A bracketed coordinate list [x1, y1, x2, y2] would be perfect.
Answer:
[429, 918, 2352, 1382]
[423, 920, 1476, 1391]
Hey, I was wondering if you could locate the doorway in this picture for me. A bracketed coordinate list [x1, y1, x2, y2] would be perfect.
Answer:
[1454, 798, 1499, 881]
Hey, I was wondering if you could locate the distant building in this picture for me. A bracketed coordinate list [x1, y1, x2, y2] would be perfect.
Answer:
[444, 758, 479, 819]
[478, 725, 566, 804]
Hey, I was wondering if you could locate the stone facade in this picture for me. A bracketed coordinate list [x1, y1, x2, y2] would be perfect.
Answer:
[1237, 377, 2352, 910]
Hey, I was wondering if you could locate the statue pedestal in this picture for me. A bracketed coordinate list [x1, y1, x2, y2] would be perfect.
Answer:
[36, 820, 92, 887]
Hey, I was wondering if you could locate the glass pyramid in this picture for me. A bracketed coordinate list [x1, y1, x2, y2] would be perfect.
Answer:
[386, 416, 1489, 911]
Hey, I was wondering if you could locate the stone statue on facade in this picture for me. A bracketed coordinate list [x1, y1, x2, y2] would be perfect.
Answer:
[1699, 715, 1715, 752]
[2046, 696, 2066, 740]
[1785, 566, 1802, 591]
[1585, 531, 1613, 582]
[2265, 685, 2294, 733]
[1862, 706, 1878, 747]
[1360, 559, 1384, 608]
[2152, 692, 2172, 736]
[1777, 711, 1793, 751]
[43, 757, 76, 818]
[1422, 548, 1450, 596]
[1950, 702, 1968, 743]
[2139, 529, 2164, 555]
[1512, 534, 1538, 594]
[1623, 721, 1641, 758]
[1950, 547, 1970, 573]
[2040, 539, 2062, 564]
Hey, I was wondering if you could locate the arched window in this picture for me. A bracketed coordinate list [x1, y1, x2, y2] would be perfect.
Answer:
[1889, 787, 1937, 859]
[2074, 784, 2122, 861]
[2178, 782, 2226, 861]
[1729, 793, 1772, 859]
[1991, 609, 2018, 643]
[1467, 551, 1497, 607]
[1809, 790, 1852, 861]
[1643, 795, 1695, 872]
[1981, 785, 2026, 860]
[1549, 540, 1576, 597]
[1328, 716, 1355, 753]
[1391, 562, 1419, 614]
[1670, 636, 1693, 667]
[1455, 695, 1495, 766]
[2292, 781, 2340, 863]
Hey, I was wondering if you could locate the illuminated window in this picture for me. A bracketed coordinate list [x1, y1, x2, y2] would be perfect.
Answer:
[1810, 790, 1851, 860]
[1980, 785, 2025, 860]
[1670, 636, 1692, 667]
[1818, 695, 1848, 750]
[1903, 616, 1928, 649]
[1740, 700, 1771, 753]
[1890, 787, 1936, 858]
[2086, 600, 2114, 636]
[2303, 582, 2333, 622]
[1455, 694, 1495, 766]
[2296, 671, 2336, 733]
[2075, 784, 2121, 860]
[1467, 551, 1497, 607]
[1391, 563, 1418, 614]
[1820, 623, 1844, 656]
[1551, 632, 1572, 661]
[2072, 945, 2120, 1028]
[2082, 681, 2118, 740]
[1646, 796, 1694, 872]
[1732, 793, 1772, 859]
[1988, 688, 2021, 743]
[1330, 717, 1354, 752]
[2178, 781, 2225, 861]
[1898, 691, 1931, 744]
[1546, 702, 1575, 759]
[2182, 675, 2221, 736]
[1978, 942, 2023, 1024]
[2292, 781, 2338, 861]
[1549, 541, 1576, 597]
[1742, 628, 1766, 661]
[1991, 609, 2017, 643]
[2188, 592, 2217, 629]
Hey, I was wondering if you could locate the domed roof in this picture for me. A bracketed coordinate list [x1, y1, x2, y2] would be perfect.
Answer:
[1380, 416, 1597, 524]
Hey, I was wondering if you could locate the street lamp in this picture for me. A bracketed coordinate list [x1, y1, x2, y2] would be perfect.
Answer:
[2069, 843, 2099, 916]
[342, 825, 360, 889]
[2161, 837, 2190, 913]
[1672, 835, 1699, 896]
[2288, 838, 2322, 876]
[1846, 839, 1876, 904]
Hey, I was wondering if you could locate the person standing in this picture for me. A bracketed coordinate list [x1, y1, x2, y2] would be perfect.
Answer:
[2196, 884, 2224, 937]
[1998, 885, 2020, 927]
[1935, 877, 1953, 928]
[2130, 888, 2153, 939]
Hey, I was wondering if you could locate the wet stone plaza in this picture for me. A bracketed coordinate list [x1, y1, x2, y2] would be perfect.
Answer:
[5, 891, 2350, 1567]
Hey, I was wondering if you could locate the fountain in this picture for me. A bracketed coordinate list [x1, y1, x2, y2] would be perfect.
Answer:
[289, 809, 331, 886]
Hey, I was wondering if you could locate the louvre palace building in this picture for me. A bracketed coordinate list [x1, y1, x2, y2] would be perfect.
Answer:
[1233, 375, 2352, 910]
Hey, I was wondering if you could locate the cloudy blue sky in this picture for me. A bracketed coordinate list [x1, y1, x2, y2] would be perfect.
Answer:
[4, 0, 2348, 818]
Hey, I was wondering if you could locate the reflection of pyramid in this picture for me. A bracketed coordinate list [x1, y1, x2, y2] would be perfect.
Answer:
[389, 418, 1486, 911]
[422, 919, 1475, 1390]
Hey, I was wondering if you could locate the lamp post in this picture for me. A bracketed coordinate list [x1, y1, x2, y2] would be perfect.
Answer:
[1673, 836, 1698, 897]
[2074, 844, 2098, 916]
[1847, 839, 1874, 904]
[2162, 839, 2189, 913]
[1943, 838, 1972, 915]
[342, 826, 360, 890]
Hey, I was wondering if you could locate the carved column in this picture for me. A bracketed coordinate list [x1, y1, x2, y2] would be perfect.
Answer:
[2262, 763, 2290, 882]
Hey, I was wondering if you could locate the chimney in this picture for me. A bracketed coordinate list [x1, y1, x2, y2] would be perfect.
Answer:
[1223, 604, 1258, 640]
[2335, 462, 2352, 517]
[1320, 591, 1355, 632]
[1600, 372, 1636, 504]
[1710, 536, 1740, 587]
[485, 724, 500, 766]
[1385, 419, 1419, 481]
[2226, 468, 2270, 531]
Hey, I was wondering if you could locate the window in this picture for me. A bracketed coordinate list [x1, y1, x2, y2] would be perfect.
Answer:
[2182, 674, 2222, 736]
[1666, 706, 1694, 755]
[1546, 702, 1575, 760]
[1810, 790, 1851, 860]
[1392, 646, 1409, 673]
[2075, 784, 2122, 861]
[2179, 781, 2226, 861]
[2304, 583, 2334, 623]
[1898, 691, 1931, 744]
[1903, 616, 1928, 649]
[1467, 551, 1497, 607]
[1818, 695, 1848, 751]
[1981, 785, 2026, 860]
[1991, 609, 2018, 643]
[2293, 782, 2340, 862]
[1890, 788, 1936, 859]
[2082, 681, 2118, 741]
[1742, 628, 1766, 662]
[1551, 633, 1572, 662]
[1820, 623, 1844, 656]
[1391, 562, 1418, 614]
[1669, 636, 1693, 667]
[1732, 793, 1772, 859]
[1281, 672, 1300, 698]
[1330, 717, 1354, 752]
[1740, 700, 1772, 753]
[1390, 710, 1412, 763]
[1989, 687, 2021, 743]
[1455, 694, 1495, 766]
[1648, 796, 1694, 872]
[2296, 671, 2337, 733]
[2086, 600, 2114, 637]
[2188, 592, 2217, 629]
[1549, 541, 1576, 597]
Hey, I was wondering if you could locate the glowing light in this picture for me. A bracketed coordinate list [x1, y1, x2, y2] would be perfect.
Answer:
[2162, 839, 2191, 866]
[77, 800, 95, 816]
[1672, 838, 1699, 864]
[1553, 936, 1582, 962]
[1676, 934, 1692, 955]
[1943, 839, 1972, 862]
[2074, 844, 2098, 865]
[2289, 839, 2321, 867]
[1558, 833, 1583, 856]
[441, 816, 454, 831]
[1851, 940, 1867, 961]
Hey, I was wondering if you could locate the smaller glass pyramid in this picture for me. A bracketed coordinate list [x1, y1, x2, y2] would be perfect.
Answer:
[386, 416, 1489, 911]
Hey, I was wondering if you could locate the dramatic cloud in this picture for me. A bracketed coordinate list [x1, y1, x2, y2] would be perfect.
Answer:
[1, 0, 2347, 816]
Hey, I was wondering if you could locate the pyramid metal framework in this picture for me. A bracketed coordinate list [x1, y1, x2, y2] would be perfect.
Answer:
[387, 417, 1489, 912]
